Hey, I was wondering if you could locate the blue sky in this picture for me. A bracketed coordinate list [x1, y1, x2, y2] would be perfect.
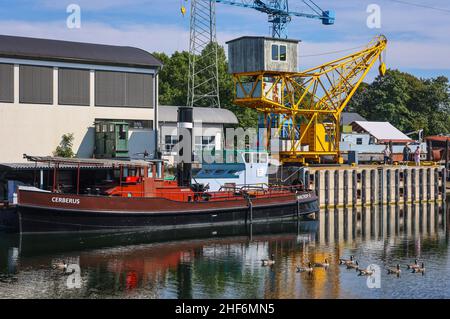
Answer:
[1, 0, 450, 82]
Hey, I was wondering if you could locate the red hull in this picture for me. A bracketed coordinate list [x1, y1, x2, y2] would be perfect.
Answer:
[16, 189, 319, 233]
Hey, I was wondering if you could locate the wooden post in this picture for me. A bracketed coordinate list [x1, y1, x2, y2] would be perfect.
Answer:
[362, 170, 367, 206]
[325, 170, 330, 208]
[411, 169, 416, 203]
[76, 164, 80, 195]
[427, 168, 431, 202]
[378, 169, 384, 205]
[446, 139, 449, 180]
[370, 170, 375, 205]
[352, 170, 357, 207]
[434, 168, 439, 202]
[395, 169, 400, 203]
[386, 169, 391, 204]
[404, 169, 409, 205]
[315, 171, 321, 207]
[419, 169, 424, 203]
[334, 170, 339, 207]
[344, 170, 348, 207]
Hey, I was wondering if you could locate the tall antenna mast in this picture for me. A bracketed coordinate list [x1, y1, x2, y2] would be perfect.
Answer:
[187, 0, 221, 108]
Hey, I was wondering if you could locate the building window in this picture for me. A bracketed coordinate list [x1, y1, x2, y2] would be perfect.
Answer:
[165, 135, 179, 153]
[19, 65, 53, 104]
[195, 136, 215, 153]
[59, 68, 90, 106]
[0, 63, 14, 103]
[356, 138, 363, 145]
[96, 118, 153, 130]
[271, 44, 287, 61]
[95, 70, 153, 108]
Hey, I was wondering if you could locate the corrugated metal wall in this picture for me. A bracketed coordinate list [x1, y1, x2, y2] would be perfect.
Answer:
[95, 70, 153, 108]
[19, 65, 53, 104]
[58, 68, 90, 106]
[0, 63, 14, 103]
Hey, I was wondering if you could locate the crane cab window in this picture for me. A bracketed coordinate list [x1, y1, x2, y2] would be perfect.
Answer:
[272, 45, 279, 61]
[279, 45, 287, 61]
[272, 44, 287, 61]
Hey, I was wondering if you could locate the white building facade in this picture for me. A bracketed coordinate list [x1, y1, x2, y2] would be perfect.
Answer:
[0, 35, 238, 163]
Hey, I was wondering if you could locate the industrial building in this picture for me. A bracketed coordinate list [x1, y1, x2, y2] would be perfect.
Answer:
[0, 35, 237, 164]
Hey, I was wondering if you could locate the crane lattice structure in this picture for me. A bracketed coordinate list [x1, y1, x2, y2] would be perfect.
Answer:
[186, 0, 334, 108]
[231, 36, 388, 164]
[187, 0, 221, 108]
[216, 0, 334, 38]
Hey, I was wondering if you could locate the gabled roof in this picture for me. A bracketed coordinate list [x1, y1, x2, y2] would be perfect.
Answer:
[159, 106, 239, 125]
[0, 34, 162, 68]
[341, 112, 367, 125]
[352, 121, 413, 143]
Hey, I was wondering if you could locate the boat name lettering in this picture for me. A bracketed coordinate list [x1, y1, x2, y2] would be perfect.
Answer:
[297, 193, 311, 200]
[51, 197, 80, 205]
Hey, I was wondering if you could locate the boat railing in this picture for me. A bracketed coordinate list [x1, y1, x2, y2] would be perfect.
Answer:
[105, 183, 305, 202]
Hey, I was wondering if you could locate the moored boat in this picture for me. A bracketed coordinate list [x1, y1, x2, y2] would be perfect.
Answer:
[16, 156, 319, 233]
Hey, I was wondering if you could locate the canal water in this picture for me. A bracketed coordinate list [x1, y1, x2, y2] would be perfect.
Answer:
[0, 202, 448, 299]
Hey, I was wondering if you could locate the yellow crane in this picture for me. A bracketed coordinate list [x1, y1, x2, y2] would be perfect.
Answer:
[231, 35, 388, 164]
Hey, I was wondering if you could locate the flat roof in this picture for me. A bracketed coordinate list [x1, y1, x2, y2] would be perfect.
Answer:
[159, 106, 239, 125]
[0, 34, 162, 69]
[226, 36, 300, 44]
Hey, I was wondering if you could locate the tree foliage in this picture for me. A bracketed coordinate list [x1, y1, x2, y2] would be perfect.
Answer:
[348, 69, 450, 135]
[153, 44, 257, 128]
[54, 133, 75, 158]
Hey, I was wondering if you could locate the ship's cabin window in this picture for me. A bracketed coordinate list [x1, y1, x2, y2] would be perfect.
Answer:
[244, 153, 251, 163]
[102, 124, 107, 133]
[356, 138, 363, 145]
[95, 124, 101, 133]
[109, 124, 115, 132]
[258, 153, 268, 164]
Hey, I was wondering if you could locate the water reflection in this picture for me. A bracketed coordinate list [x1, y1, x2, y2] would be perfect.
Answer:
[0, 203, 449, 299]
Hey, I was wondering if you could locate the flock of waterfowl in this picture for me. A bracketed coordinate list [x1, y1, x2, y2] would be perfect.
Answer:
[260, 255, 426, 277]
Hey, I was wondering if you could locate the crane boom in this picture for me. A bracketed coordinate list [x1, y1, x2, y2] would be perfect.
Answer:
[231, 35, 388, 163]
[215, 0, 334, 38]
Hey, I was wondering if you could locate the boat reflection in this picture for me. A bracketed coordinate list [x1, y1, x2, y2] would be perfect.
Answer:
[0, 202, 448, 299]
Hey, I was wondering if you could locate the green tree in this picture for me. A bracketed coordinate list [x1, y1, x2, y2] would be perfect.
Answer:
[54, 133, 75, 158]
[153, 43, 257, 128]
[348, 69, 450, 135]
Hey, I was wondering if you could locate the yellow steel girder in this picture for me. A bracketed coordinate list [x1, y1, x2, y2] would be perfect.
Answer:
[232, 35, 388, 163]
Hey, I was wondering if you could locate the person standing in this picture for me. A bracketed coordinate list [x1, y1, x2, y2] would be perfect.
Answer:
[383, 144, 391, 165]
[402, 144, 411, 163]
[414, 146, 421, 166]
